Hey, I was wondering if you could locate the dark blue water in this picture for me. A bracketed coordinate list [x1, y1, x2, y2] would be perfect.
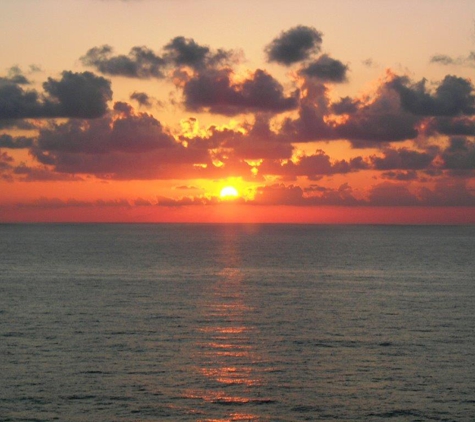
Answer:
[1, 224, 474, 421]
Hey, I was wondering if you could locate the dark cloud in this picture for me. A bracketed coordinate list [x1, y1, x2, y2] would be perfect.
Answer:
[280, 77, 419, 145]
[187, 115, 294, 160]
[336, 87, 419, 146]
[362, 58, 377, 68]
[368, 183, 420, 206]
[440, 137, 475, 170]
[81, 45, 166, 78]
[2, 66, 30, 85]
[430, 54, 455, 65]
[0, 71, 112, 120]
[81, 37, 237, 79]
[183, 69, 298, 115]
[259, 150, 368, 180]
[380, 170, 419, 181]
[280, 81, 336, 141]
[0, 151, 14, 170]
[419, 179, 475, 206]
[389, 75, 475, 116]
[28, 103, 226, 179]
[12, 164, 83, 182]
[163, 36, 235, 69]
[130, 91, 152, 107]
[0, 134, 34, 149]
[0, 119, 36, 130]
[36, 102, 175, 155]
[429, 117, 475, 136]
[301, 54, 348, 83]
[252, 183, 362, 206]
[42, 71, 112, 118]
[331, 96, 360, 115]
[370, 148, 435, 170]
[265, 26, 323, 65]
[430, 52, 475, 67]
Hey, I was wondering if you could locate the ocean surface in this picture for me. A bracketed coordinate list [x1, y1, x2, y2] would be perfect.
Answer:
[1, 224, 475, 421]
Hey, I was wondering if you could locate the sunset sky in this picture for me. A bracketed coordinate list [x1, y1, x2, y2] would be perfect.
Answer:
[1, 0, 474, 223]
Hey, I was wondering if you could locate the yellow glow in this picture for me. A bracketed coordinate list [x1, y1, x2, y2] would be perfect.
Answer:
[220, 186, 239, 199]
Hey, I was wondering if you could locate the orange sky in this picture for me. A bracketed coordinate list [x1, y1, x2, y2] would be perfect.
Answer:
[1, 0, 474, 223]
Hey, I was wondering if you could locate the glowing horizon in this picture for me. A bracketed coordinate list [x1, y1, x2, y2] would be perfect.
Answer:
[0, 0, 474, 223]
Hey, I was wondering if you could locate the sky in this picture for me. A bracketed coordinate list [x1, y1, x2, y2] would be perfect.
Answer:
[1, 0, 474, 223]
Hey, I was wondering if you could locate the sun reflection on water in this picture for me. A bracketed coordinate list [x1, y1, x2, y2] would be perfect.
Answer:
[184, 228, 272, 421]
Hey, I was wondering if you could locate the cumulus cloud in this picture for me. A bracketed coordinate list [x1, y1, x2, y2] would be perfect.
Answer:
[12, 164, 83, 182]
[130, 91, 152, 107]
[265, 26, 323, 65]
[331, 96, 360, 114]
[182, 69, 299, 115]
[0, 151, 14, 170]
[440, 137, 475, 170]
[301, 54, 348, 83]
[336, 87, 419, 146]
[80, 45, 166, 79]
[259, 150, 368, 180]
[430, 51, 475, 67]
[81, 37, 237, 79]
[429, 117, 475, 136]
[27, 103, 236, 179]
[380, 170, 419, 181]
[389, 75, 475, 116]
[370, 148, 435, 170]
[164, 36, 236, 69]
[252, 183, 362, 206]
[0, 71, 112, 120]
[36, 102, 175, 155]
[0, 134, 34, 149]
[367, 182, 420, 206]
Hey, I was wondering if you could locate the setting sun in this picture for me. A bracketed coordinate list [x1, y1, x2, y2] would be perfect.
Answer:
[220, 186, 239, 199]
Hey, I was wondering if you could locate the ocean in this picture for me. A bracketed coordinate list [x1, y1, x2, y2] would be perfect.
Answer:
[1, 224, 474, 421]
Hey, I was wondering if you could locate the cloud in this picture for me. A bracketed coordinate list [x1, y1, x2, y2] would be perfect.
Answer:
[336, 86, 419, 146]
[0, 134, 34, 149]
[182, 69, 298, 115]
[80, 45, 166, 79]
[301, 54, 348, 83]
[419, 179, 475, 206]
[430, 51, 475, 67]
[12, 164, 83, 182]
[265, 26, 323, 65]
[440, 137, 475, 170]
[389, 75, 475, 116]
[186, 115, 294, 160]
[370, 148, 435, 170]
[280, 81, 336, 141]
[36, 102, 175, 154]
[331, 96, 360, 114]
[280, 75, 420, 146]
[130, 91, 152, 107]
[367, 182, 421, 206]
[81, 37, 237, 79]
[42, 71, 112, 118]
[259, 150, 368, 180]
[0, 71, 112, 120]
[380, 170, 419, 181]
[252, 183, 362, 206]
[28, 103, 233, 179]
[0, 151, 14, 170]
[2, 66, 30, 85]
[429, 117, 475, 136]
[163, 36, 235, 69]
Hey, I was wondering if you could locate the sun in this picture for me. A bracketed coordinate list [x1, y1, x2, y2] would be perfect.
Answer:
[220, 186, 239, 199]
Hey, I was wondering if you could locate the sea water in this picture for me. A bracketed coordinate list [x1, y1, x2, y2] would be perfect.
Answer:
[1, 224, 474, 421]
